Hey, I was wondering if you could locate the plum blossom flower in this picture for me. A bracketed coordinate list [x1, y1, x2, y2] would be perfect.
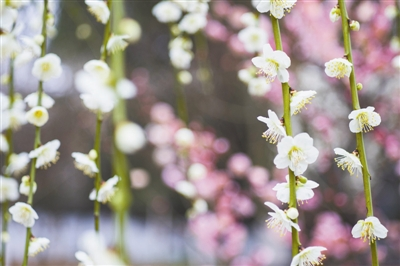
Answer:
[324, 58, 352, 79]
[152, 1, 182, 23]
[274, 133, 319, 176]
[106, 34, 129, 54]
[178, 13, 207, 34]
[251, 44, 291, 83]
[28, 237, 50, 257]
[83, 60, 110, 81]
[80, 88, 117, 113]
[9, 202, 38, 227]
[334, 148, 362, 176]
[89, 175, 120, 203]
[238, 27, 267, 53]
[264, 201, 301, 236]
[85, 0, 110, 24]
[351, 216, 388, 244]
[256, 0, 297, 19]
[19, 176, 37, 196]
[114, 122, 146, 154]
[290, 246, 327, 266]
[72, 150, 98, 177]
[0, 176, 19, 202]
[290, 90, 316, 115]
[1, 105, 27, 131]
[169, 47, 193, 69]
[330, 6, 341, 22]
[31, 53, 62, 82]
[6, 152, 30, 176]
[174, 128, 195, 147]
[248, 77, 271, 96]
[116, 78, 137, 99]
[348, 107, 381, 133]
[29, 139, 60, 169]
[273, 175, 319, 203]
[24, 92, 55, 109]
[26, 106, 49, 127]
[257, 110, 287, 144]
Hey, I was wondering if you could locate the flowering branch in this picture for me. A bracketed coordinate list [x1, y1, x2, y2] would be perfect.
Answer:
[270, 15, 300, 258]
[337, 1, 381, 264]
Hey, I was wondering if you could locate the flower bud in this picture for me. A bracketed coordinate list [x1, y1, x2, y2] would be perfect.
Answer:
[329, 6, 341, 23]
[286, 207, 299, 219]
[298, 176, 308, 184]
[115, 122, 146, 154]
[88, 149, 98, 160]
[118, 18, 141, 44]
[350, 20, 360, 31]
[26, 106, 49, 127]
[174, 128, 195, 147]
[356, 83, 363, 91]
[177, 70, 192, 85]
[34, 35, 45, 46]
[19, 175, 37, 196]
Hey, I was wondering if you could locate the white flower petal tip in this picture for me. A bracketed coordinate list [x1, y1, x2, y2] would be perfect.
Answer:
[106, 35, 129, 54]
[351, 216, 388, 244]
[290, 90, 316, 115]
[85, 0, 110, 24]
[26, 106, 49, 127]
[334, 148, 362, 176]
[31, 54, 62, 82]
[257, 110, 286, 144]
[348, 107, 381, 133]
[252, 44, 291, 83]
[28, 237, 50, 257]
[9, 202, 38, 228]
[274, 133, 319, 176]
[324, 58, 353, 79]
[273, 175, 319, 204]
[28, 140, 60, 169]
[290, 246, 327, 266]
[264, 201, 301, 236]
[257, 0, 297, 19]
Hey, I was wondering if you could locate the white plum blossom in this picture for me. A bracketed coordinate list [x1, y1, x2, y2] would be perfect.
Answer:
[116, 78, 137, 99]
[348, 107, 381, 133]
[31, 53, 62, 82]
[9, 202, 38, 227]
[186, 2, 209, 14]
[290, 90, 316, 115]
[169, 36, 193, 50]
[83, 60, 110, 81]
[264, 201, 301, 236]
[152, 1, 182, 23]
[75, 251, 94, 266]
[178, 13, 207, 34]
[19, 175, 37, 196]
[272, 175, 319, 203]
[0, 33, 21, 59]
[240, 12, 258, 27]
[28, 237, 50, 257]
[24, 92, 55, 109]
[29, 139, 60, 169]
[174, 128, 195, 147]
[352, 216, 388, 244]
[26, 106, 49, 127]
[6, 152, 30, 176]
[85, 0, 110, 24]
[106, 34, 129, 54]
[0, 176, 19, 202]
[72, 151, 98, 177]
[274, 133, 319, 176]
[290, 246, 327, 266]
[256, 0, 297, 19]
[114, 122, 146, 154]
[89, 175, 120, 203]
[1, 106, 27, 131]
[286, 207, 299, 219]
[175, 180, 197, 199]
[80, 88, 117, 113]
[324, 58, 353, 79]
[169, 47, 193, 69]
[238, 67, 256, 84]
[330, 6, 341, 22]
[187, 163, 208, 181]
[1, 7, 18, 32]
[0, 134, 9, 153]
[251, 44, 291, 83]
[238, 27, 267, 53]
[257, 110, 287, 144]
[334, 148, 362, 176]
[248, 77, 271, 96]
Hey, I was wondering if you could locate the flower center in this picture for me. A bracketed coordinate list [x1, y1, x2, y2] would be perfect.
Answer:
[356, 112, 373, 132]
[328, 61, 348, 79]
[301, 250, 326, 266]
[361, 221, 377, 243]
[288, 146, 305, 165]
[258, 59, 279, 83]
[34, 110, 44, 118]
[41, 62, 50, 72]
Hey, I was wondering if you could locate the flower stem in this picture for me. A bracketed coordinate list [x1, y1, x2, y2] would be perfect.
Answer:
[194, 31, 214, 95]
[271, 16, 300, 257]
[94, 112, 103, 232]
[338, 1, 378, 265]
[22, 0, 48, 264]
[100, 0, 112, 62]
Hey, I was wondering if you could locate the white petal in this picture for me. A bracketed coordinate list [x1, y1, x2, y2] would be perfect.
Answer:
[277, 68, 289, 83]
[351, 221, 363, 238]
[349, 119, 361, 133]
